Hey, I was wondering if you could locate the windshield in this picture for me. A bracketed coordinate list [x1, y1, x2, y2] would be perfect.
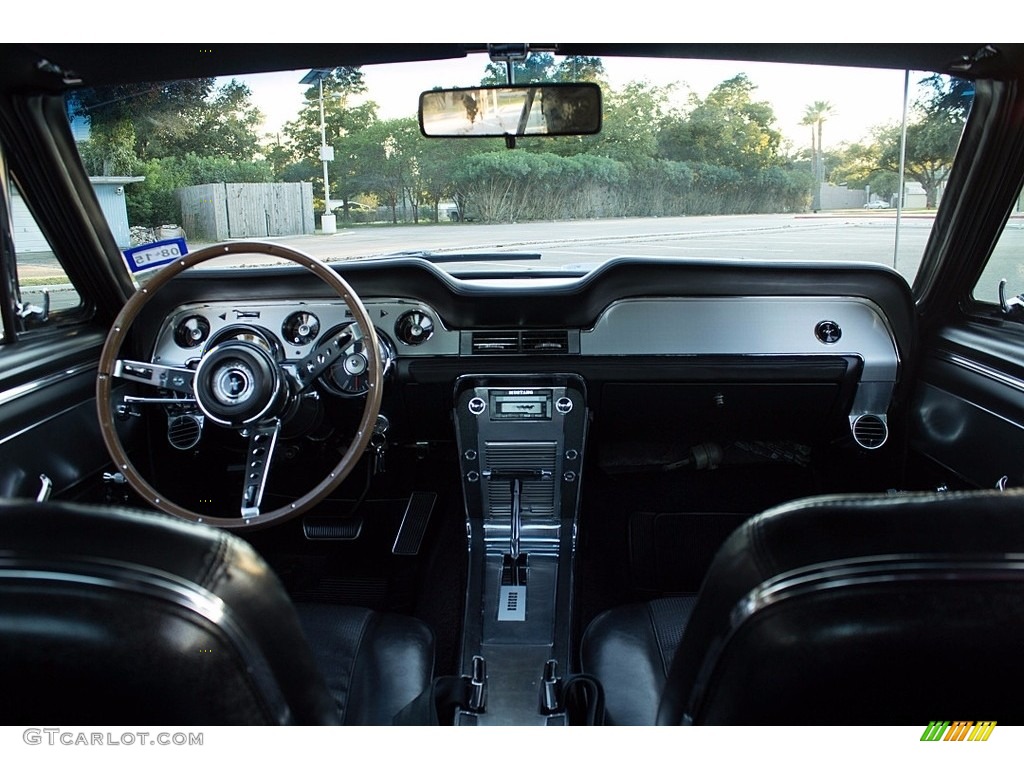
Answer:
[67, 52, 973, 283]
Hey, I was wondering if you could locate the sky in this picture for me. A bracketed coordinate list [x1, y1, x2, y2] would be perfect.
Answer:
[240, 53, 920, 154]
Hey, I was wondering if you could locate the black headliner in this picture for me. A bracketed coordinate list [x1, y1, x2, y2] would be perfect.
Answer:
[1, 43, 1022, 93]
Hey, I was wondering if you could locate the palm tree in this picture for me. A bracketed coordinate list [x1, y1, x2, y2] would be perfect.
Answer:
[802, 100, 835, 209]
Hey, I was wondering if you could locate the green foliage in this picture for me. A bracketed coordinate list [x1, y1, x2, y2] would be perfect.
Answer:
[282, 68, 374, 162]
[162, 80, 264, 161]
[801, 100, 834, 186]
[90, 61, 850, 227]
[78, 119, 137, 176]
[868, 75, 970, 207]
[481, 53, 558, 86]
[74, 78, 264, 167]
[481, 54, 606, 87]
[661, 75, 782, 173]
[590, 81, 672, 164]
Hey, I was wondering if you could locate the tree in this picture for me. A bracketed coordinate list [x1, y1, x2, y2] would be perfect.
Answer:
[552, 56, 606, 84]
[280, 67, 376, 213]
[415, 134, 490, 222]
[829, 140, 897, 200]
[873, 75, 971, 208]
[800, 100, 834, 209]
[351, 118, 420, 224]
[167, 80, 264, 161]
[282, 68, 372, 161]
[74, 78, 264, 168]
[877, 121, 961, 208]
[73, 79, 212, 173]
[918, 74, 973, 122]
[660, 75, 782, 173]
[481, 53, 557, 85]
[590, 81, 672, 164]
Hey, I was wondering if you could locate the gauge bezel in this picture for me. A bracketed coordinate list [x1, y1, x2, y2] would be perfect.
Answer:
[317, 323, 395, 397]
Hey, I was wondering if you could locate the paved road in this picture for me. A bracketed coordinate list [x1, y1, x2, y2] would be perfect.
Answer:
[20, 212, 1024, 310]
[188, 212, 937, 281]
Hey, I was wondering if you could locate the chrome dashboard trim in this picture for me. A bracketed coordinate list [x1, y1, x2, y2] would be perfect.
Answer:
[581, 296, 899, 381]
[151, 298, 459, 366]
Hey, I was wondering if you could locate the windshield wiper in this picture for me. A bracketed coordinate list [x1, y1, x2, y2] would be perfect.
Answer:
[381, 250, 543, 264]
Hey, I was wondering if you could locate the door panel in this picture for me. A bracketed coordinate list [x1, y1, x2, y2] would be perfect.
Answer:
[0, 331, 112, 500]
[911, 320, 1024, 489]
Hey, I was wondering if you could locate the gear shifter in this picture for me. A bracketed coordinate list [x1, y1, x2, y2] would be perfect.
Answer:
[483, 468, 551, 621]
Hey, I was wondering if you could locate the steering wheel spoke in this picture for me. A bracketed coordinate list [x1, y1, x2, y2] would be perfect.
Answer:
[113, 359, 195, 395]
[241, 419, 281, 521]
[284, 325, 355, 391]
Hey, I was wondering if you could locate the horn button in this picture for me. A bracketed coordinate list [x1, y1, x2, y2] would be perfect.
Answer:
[194, 341, 287, 427]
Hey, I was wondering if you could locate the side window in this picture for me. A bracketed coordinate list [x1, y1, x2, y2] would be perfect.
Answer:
[972, 187, 1024, 308]
[4, 177, 83, 340]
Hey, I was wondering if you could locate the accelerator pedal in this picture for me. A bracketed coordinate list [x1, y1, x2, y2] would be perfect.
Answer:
[392, 492, 437, 555]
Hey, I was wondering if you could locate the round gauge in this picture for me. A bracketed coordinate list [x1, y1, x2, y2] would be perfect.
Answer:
[173, 315, 211, 348]
[318, 324, 395, 397]
[394, 310, 434, 346]
[206, 325, 281, 360]
[282, 311, 320, 346]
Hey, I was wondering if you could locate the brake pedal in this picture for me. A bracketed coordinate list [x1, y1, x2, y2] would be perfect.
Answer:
[303, 516, 363, 540]
[392, 492, 436, 555]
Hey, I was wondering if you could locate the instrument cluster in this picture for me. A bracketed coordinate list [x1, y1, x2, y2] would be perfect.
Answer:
[152, 299, 451, 398]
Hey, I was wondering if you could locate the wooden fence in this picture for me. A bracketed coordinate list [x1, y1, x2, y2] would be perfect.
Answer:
[177, 182, 315, 242]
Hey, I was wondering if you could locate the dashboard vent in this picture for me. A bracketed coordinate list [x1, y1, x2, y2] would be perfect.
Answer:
[851, 414, 888, 450]
[167, 414, 202, 451]
[522, 330, 569, 354]
[471, 332, 520, 354]
[470, 330, 572, 355]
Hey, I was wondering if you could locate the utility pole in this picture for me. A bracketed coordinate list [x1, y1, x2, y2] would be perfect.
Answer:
[301, 69, 336, 234]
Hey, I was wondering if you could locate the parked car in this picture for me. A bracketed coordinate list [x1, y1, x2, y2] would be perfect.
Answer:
[864, 199, 891, 209]
[2, 43, 1024, 733]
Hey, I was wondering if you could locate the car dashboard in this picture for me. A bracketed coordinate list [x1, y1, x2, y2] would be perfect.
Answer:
[138, 255, 912, 455]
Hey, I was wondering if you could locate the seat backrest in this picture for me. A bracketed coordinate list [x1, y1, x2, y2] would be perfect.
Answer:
[658, 489, 1024, 725]
[0, 499, 340, 725]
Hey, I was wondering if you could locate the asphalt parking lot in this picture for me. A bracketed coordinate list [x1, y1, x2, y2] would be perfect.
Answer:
[17, 211, 1024, 311]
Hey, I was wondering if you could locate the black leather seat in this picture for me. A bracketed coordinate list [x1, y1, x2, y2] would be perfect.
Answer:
[582, 489, 1024, 724]
[0, 500, 434, 725]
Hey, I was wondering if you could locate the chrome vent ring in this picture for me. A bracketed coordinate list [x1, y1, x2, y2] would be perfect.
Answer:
[851, 414, 888, 450]
[167, 414, 203, 451]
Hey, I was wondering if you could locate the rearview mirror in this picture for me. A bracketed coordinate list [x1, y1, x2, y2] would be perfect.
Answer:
[419, 83, 601, 138]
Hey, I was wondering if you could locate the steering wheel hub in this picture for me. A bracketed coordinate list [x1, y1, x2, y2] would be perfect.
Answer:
[194, 341, 285, 427]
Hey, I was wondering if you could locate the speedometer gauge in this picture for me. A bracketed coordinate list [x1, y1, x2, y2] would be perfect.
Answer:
[317, 325, 395, 397]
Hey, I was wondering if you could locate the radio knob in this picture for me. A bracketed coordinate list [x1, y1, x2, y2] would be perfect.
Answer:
[468, 397, 486, 415]
[555, 397, 573, 414]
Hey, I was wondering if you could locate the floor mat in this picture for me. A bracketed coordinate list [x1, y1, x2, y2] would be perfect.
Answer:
[629, 511, 749, 593]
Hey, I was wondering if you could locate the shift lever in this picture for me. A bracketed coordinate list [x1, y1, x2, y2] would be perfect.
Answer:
[482, 468, 551, 620]
[482, 468, 551, 570]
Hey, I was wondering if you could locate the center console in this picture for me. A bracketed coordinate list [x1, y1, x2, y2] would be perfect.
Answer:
[452, 374, 587, 725]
